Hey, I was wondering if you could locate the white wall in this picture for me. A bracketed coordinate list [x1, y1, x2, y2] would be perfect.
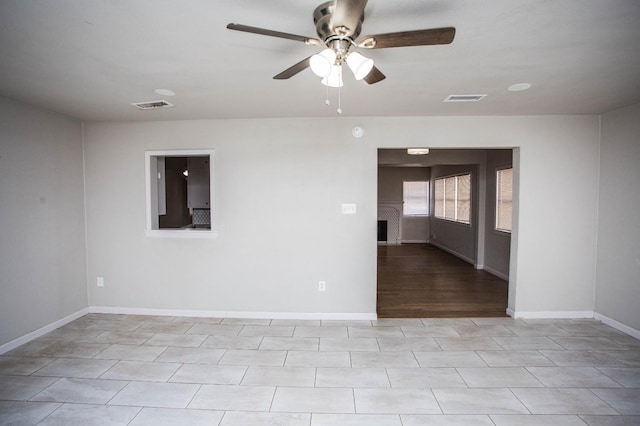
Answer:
[84, 119, 378, 315]
[83, 115, 600, 317]
[596, 103, 640, 330]
[0, 97, 87, 346]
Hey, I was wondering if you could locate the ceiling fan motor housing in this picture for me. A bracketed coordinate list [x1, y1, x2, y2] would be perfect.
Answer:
[313, 1, 364, 42]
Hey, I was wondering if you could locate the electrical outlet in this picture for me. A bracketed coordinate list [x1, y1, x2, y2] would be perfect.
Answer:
[318, 281, 326, 292]
[97, 277, 104, 287]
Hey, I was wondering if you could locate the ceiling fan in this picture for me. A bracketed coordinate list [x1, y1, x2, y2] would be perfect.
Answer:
[227, 0, 455, 87]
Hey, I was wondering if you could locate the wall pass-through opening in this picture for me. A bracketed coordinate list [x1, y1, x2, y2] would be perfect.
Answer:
[145, 149, 216, 237]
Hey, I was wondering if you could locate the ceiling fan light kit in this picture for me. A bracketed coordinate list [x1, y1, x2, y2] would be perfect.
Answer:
[346, 51, 374, 80]
[227, 0, 456, 112]
[310, 48, 337, 78]
[321, 65, 344, 87]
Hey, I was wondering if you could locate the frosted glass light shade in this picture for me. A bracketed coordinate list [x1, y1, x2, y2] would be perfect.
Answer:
[321, 65, 343, 87]
[346, 51, 374, 80]
[310, 49, 336, 78]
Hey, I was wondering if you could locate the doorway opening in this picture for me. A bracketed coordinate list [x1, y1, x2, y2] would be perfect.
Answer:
[377, 148, 514, 318]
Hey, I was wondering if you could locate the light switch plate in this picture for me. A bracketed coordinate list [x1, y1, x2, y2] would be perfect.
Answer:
[341, 204, 356, 215]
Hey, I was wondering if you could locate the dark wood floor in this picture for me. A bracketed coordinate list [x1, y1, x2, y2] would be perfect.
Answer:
[377, 244, 508, 318]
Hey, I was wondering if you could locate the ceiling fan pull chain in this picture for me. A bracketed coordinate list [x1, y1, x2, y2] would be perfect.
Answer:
[325, 82, 331, 106]
[337, 67, 343, 114]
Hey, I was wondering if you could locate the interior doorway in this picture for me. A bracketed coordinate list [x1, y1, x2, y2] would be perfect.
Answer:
[377, 148, 513, 318]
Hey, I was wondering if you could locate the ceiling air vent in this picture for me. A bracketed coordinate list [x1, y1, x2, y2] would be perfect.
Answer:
[443, 94, 487, 102]
[131, 100, 174, 110]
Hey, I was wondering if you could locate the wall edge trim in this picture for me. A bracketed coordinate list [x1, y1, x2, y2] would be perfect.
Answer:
[483, 265, 509, 281]
[0, 307, 90, 354]
[89, 306, 378, 321]
[510, 310, 595, 319]
[429, 241, 475, 265]
[594, 312, 640, 340]
[4, 307, 637, 353]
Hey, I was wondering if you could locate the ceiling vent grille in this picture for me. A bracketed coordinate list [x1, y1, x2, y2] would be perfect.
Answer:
[131, 100, 175, 110]
[443, 94, 487, 102]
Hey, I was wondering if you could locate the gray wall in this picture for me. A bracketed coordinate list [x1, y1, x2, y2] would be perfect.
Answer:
[83, 115, 600, 317]
[483, 150, 513, 279]
[0, 97, 87, 346]
[596, 103, 640, 330]
[429, 164, 479, 264]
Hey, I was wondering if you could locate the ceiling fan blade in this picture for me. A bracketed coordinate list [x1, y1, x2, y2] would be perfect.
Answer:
[363, 66, 386, 84]
[227, 23, 322, 46]
[273, 56, 312, 80]
[359, 27, 455, 49]
[331, 0, 368, 37]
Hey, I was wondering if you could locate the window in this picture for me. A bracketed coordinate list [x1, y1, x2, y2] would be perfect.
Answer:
[434, 173, 471, 224]
[496, 167, 513, 232]
[145, 149, 216, 238]
[403, 181, 429, 216]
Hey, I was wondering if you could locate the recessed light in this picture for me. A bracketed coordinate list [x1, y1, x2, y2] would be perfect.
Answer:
[154, 89, 176, 96]
[508, 83, 531, 92]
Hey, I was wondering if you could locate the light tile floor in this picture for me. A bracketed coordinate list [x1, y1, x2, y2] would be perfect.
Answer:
[1, 314, 639, 425]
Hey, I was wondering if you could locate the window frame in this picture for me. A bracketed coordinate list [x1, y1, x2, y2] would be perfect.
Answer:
[495, 166, 513, 234]
[402, 180, 429, 217]
[433, 172, 472, 226]
[145, 149, 217, 239]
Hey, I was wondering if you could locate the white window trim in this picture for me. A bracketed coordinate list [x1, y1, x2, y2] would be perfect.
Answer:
[145, 149, 217, 239]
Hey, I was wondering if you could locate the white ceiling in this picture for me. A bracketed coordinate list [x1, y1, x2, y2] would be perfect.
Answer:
[1, 0, 639, 122]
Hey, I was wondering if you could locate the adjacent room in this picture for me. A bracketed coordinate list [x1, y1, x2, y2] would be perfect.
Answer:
[377, 148, 513, 318]
[1, 0, 639, 424]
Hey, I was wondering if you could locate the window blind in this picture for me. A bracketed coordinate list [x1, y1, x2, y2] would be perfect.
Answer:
[496, 168, 513, 232]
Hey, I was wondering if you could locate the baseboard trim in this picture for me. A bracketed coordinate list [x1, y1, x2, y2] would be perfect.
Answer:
[482, 265, 509, 281]
[429, 241, 475, 265]
[594, 312, 640, 340]
[4, 306, 637, 354]
[401, 240, 428, 244]
[1, 306, 377, 354]
[89, 306, 378, 321]
[0, 307, 90, 354]
[510, 310, 595, 319]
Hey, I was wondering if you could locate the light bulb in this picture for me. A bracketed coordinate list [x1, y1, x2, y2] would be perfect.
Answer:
[310, 49, 336, 78]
